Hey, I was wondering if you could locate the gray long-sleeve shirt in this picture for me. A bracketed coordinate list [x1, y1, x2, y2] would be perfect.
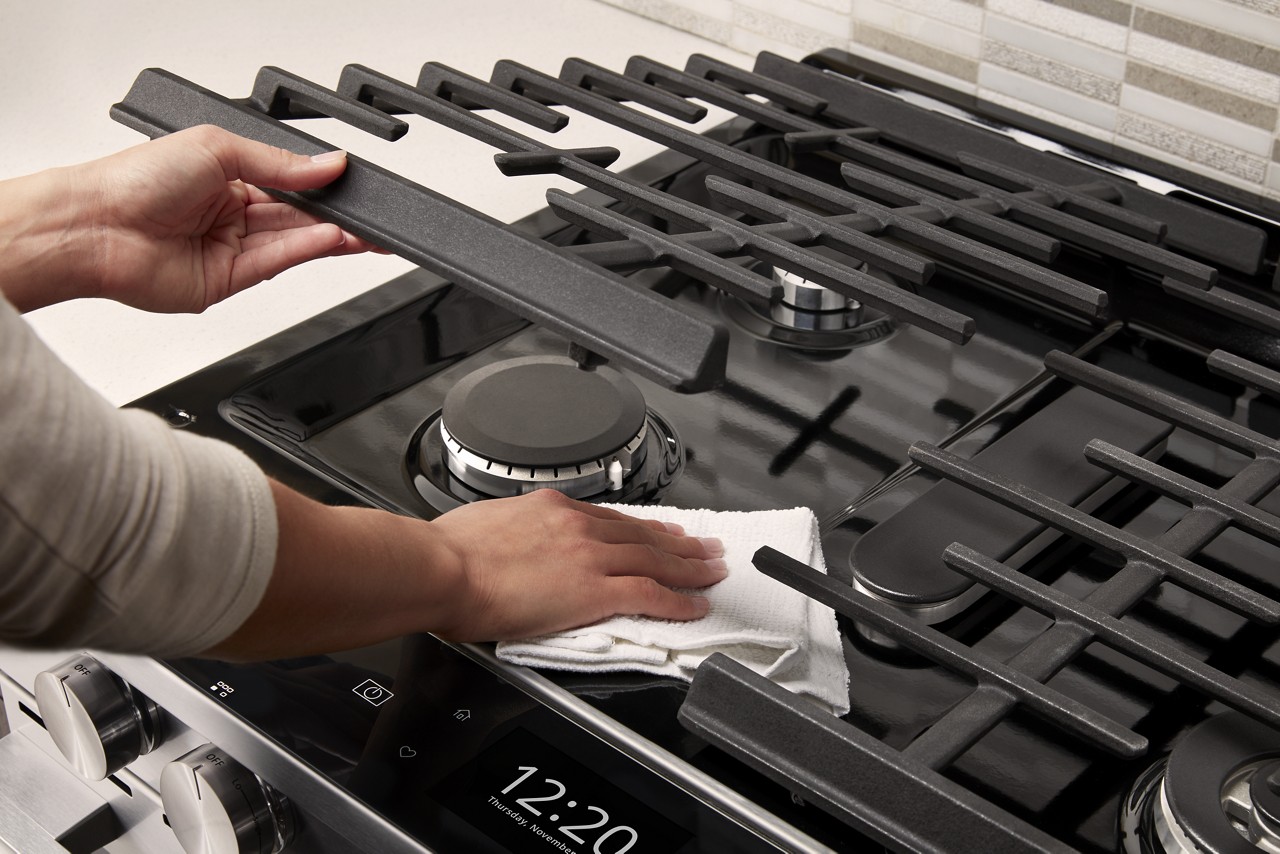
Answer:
[0, 295, 277, 657]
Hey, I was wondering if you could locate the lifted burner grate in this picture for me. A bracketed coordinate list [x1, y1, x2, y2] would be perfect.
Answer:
[114, 50, 1280, 370]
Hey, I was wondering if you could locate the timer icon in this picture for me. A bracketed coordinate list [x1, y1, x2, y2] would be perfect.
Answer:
[352, 678, 394, 707]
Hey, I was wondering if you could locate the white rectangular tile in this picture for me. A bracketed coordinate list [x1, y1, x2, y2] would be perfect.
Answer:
[979, 89, 1117, 140]
[807, 0, 856, 12]
[1231, 0, 1280, 16]
[729, 25, 816, 59]
[1119, 85, 1275, 155]
[1267, 162, 1280, 195]
[736, 12, 845, 52]
[979, 64, 1120, 129]
[859, 0, 985, 32]
[841, 38, 980, 94]
[987, 0, 1129, 50]
[1135, 0, 1280, 47]
[984, 14, 1126, 78]
[855, 0, 984, 57]
[598, 0, 735, 41]
[667, 0, 734, 21]
[734, 0, 851, 35]
[1128, 33, 1280, 102]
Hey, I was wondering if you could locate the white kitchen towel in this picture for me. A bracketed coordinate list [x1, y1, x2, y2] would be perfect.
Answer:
[496, 506, 850, 717]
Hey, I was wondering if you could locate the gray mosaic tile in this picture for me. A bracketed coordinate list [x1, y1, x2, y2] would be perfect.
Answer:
[981, 63, 1119, 127]
[597, 0, 734, 43]
[876, 0, 985, 31]
[1128, 33, 1280, 102]
[854, 23, 980, 81]
[1136, 0, 1280, 49]
[987, 0, 1129, 50]
[808, 0, 855, 12]
[1134, 8, 1280, 75]
[981, 87, 1117, 138]
[736, 0, 850, 35]
[734, 6, 843, 54]
[1226, 0, 1280, 16]
[1117, 111, 1268, 182]
[985, 13, 1126, 78]
[1039, 0, 1133, 26]
[983, 40, 1122, 101]
[1125, 62, 1278, 130]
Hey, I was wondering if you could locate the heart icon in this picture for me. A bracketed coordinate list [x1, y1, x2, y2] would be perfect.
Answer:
[399, 746, 417, 758]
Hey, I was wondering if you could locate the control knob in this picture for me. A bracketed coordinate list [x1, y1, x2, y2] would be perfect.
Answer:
[160, 743, 294, 854]
[33, 652, 161, 780]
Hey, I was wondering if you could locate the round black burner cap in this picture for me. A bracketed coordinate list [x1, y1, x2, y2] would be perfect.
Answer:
[442, 356, 647, 468]
[1165, 711, 1280, 854]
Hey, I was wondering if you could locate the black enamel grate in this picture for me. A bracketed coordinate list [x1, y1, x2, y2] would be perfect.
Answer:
[681, 347, 1280, 853]
[111, 52, 1280, 383]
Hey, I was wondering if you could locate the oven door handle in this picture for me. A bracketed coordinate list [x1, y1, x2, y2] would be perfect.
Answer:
[109, 68, 729, 394]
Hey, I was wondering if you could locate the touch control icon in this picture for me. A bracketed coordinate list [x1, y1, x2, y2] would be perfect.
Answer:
[353, 678, 394, 707]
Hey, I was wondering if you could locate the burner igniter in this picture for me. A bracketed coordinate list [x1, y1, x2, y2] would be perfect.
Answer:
[770, 267, 863, 331]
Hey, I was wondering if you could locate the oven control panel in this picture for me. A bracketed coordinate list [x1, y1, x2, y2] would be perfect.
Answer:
[4, 642, 814, 853]
[0, 648, 207, 852]
[27, 652, 292, 854]
[0, 649, 318, 854]
[169, 636, 810, 853]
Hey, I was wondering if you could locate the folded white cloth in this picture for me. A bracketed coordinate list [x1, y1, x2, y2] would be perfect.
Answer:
[496, 506, 850, 716]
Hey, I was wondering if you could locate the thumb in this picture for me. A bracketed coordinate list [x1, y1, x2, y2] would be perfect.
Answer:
[188, 125, 349, 191]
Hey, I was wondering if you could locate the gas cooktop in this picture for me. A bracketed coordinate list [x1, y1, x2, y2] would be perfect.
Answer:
[15, 48, 1280, 854]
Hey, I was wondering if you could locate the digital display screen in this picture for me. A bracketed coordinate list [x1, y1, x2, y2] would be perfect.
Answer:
[432, 727, 692, 854]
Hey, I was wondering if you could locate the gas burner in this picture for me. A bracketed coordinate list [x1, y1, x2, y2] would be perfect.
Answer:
[411, 356, 685, 507]
[1121, 713, 1280, 854]
[772, 267, 864, 329]
[720, 264, 896, 351]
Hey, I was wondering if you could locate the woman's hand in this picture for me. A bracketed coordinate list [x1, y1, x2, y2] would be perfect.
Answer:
[208, 487, 728, 660]
[0, 125, 379, 313]
[428, 489, 728, 642]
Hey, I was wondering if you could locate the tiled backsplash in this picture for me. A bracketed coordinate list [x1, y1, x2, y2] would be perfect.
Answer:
[598, 0, 1280, 202]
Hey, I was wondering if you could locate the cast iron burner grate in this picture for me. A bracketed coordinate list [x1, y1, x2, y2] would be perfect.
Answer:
[682, 346, 1280, 854]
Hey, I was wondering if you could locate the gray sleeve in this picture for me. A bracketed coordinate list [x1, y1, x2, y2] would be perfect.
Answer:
[0, 295, 278, 657]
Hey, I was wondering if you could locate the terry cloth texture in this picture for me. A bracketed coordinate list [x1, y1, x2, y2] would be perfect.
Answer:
[497, 505, 850, 716]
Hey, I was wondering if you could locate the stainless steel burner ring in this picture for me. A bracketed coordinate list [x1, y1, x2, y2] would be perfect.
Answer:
[439, 419, 648, 499]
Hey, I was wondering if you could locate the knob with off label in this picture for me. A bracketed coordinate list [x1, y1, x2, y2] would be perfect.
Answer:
[160, 743, 294, 854]
[33, 652, 161, 780]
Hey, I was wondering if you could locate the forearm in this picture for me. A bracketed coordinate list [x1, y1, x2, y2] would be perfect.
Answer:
[0, 167, 98, 311]
[204, 481, 466, 661]
[204, 483, 728, 661]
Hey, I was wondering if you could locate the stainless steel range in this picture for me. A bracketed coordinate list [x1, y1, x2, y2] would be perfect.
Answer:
[2, 48, 1280, 854]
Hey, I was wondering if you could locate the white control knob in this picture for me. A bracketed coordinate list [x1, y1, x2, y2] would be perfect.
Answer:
[160, 743, 294, 854]
[33, 652, 161, 780]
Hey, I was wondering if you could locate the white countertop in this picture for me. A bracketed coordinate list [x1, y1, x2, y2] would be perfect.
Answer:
[2, 1, 750, 405]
